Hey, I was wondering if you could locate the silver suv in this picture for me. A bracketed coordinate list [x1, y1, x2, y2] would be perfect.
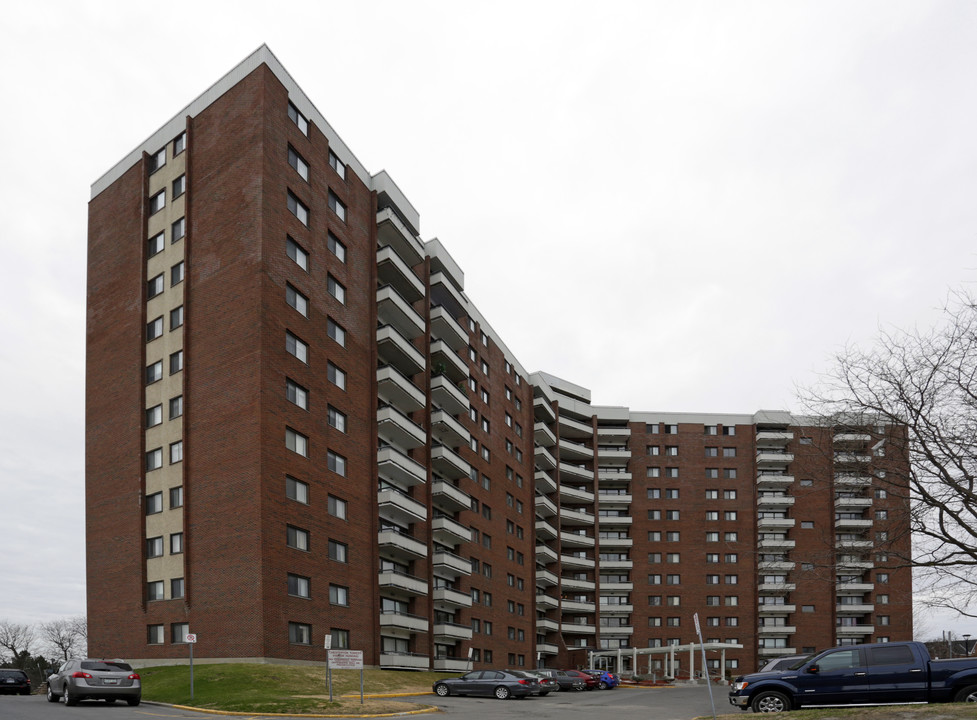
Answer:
[47, 659, 141, 706]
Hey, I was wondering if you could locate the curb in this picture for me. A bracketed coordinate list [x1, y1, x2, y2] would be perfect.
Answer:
[163, 701, 441, 717]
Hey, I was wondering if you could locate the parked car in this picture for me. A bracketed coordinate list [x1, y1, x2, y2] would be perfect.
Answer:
[433, 669, 540, 699]
[512, 670, 557, 695]
[584, 669, 620, 689]
[535, 668, 588, 691]
[757, 654, 813, 674]
[729, 641, 977, 712]
[47, 659, 141, 706]
[562, 669, 599, 690]
[0, 669, 31, 695]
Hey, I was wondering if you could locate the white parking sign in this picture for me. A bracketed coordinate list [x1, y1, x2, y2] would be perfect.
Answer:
[185, 633, 197, 643]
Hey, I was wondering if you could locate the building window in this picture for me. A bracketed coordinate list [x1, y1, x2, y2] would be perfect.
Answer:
[169, 486, 183, 508]
[169, 441, 183, 464]
[286, 236, 309, 270]
[724, 511, 737, 521]
[287, 191, 309, 226]
[328, 191, 346, 221]
[288, 102, 309, 134]
[328, 494, 347, 520]
[705, 425, 718, 435]
[286, 476, 309, 504]
[327, 275, 346, 304]
[665, 467, 679, 478]
[647, 467, 660, 478]
[324, 232, 347, 263]
[146, 317, 163, 342]
[147, 273, 164, 299]
[723, 468, 737, 479]
[705, 489, 719, 499]
[706, 532, 719, 542]
[327, 406, 347, 432]
[723, 489, 737, 499]
[170, 350, 183, 375]
[148, 231, 165, 256]
[877, 572, 889, 584]
[286, 331, 308, 363]
[327, 318, 346, 347]
[169, 395, 183, 420]
[146, 536, 163, 558]
[149, 189, 165, 214]
[172, 175, 186, 199]
[666, 531, 680, 541]
[173, 132, 186, 155]
[285, 428, 308, 457]
[171, 261, 184, 286]
[171, 577, 185, 599]
[170, 306, 183, 330]
[147, 581, 165, 601]
[666, 510, 680, 520]
[705, 468, 719, 478]
[723, 426, 736, 436]
[148, 147, 166, 173]
[327, 541, 344, 563]
[287, 573, 311, 598]
[287, 525, 310, 551]
[705, 447, 718, 457]
[723, 447, 736, 457]
[286, 379, 309, 410]
[665, 489, 680, 499]
[147, 625, 164, 645]
[286, 284, 308, 317]
[328, 150, 346, 179]
[170, 532, 183, 554]
[288, 146, 309, 181]
[288, 622, 311, 645]
[146, 448, 163, 472]
[328, 450, 346, 477]
[146, 404, 163, 428]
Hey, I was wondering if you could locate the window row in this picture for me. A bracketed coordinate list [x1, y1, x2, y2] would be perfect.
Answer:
[646, 467, 737, 479]
[145, 441, 183, 470]
[146, 351, 183, 384]
[147, 132, 187, 174]
[146, 577, 184, 601]
[146, 532, 183, 558]
[148, 218, 186, 257]
[146, 396, 183, 427]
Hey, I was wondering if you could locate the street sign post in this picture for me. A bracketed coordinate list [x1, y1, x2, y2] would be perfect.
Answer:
[185, 633, 197, 700]
[324, 636, 333, 701]
[692, 614, 717, 720]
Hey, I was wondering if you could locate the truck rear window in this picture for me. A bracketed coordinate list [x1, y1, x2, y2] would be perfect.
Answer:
[867, 645, 915, 666]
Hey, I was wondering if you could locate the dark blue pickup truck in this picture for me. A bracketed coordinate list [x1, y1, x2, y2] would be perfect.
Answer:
[729, 641, 977, 712]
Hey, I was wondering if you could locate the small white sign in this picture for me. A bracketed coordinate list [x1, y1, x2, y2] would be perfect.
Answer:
[328, 650, 363, 669]
[693, 613, 701, 635]
[324, 635, 332, 649]
[185, 634, 197, 644]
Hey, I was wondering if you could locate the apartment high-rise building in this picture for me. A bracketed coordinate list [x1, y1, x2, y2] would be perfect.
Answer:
[86, 46, 912, 675]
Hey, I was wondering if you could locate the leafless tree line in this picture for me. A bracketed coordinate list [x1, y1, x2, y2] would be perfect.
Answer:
[0, 616, 87, 667]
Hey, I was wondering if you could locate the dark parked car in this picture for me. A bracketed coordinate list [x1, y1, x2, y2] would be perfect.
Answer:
[563, 669, 599, 689]
[0, 669, 31, 695]
[584, 669, 620, 689]
[47, 659, 141, 706]
[757, 654, 812, 674]
[433, 669, 540, 699]
[510, 670, 557, 695]
[535, 668, 588, 691]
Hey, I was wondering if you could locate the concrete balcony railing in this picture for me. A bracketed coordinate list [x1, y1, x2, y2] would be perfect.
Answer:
[835, 496, 873, 509]
[429, 305, 467, 352]
[834, 518, 873, 530]
[836, 603, 875, 614]
[379, 611, 429, 634]
[377, 245, 425, 303]
[431, 480, 471, 514]
[534, 396, 556, 423]
[430, 374, 469, 416]
[433, 657, 470, 672]
[432, 549, 472, 578]
[757, 495, 795, 509]
[599, 580, 633, 592]
[535, 519, 558, 540]
[431, 443, 472, 480]
[377, 487, 427, 525]
[561, 508, 595, 526]
[376, 206, 424, 265]
[536, 568, 558, 587]
[835, 582, 874, 594]
[535, 446, 557, 470]
[597, 425, 631, 442]
[380, 652, 429, 671]
[535, 543, 558, 564]
[561, 577, 596, 592]
[758, 625, 796, 635]
[560, 484, 595, 504]
[559, 462, 593, 482]
[377, 445, 426, 487]
[432, 586, 473, 608]
[756, 474, 795, 487]
[377, 528, 427, 560]
[378, 570, 428, 596]
[759, 647, 796, 657]
[598, 492, 633, 506]
[377, 324, 425, 377]
[431, 515, 472, 546]
[558, 414, 593, 439]
[535, 494, 558, 518]
[561, 599, 595, 613]
[377, 405, 426, 450]
[431, 409, 470, 449]
[536, 618, 559, 632]
[561, 622, 596, 634]
[757, 517, 796, 530]
[560, 553, 595, 569]
[376, 284, 424, 340]
[597, 535, 632, 548]
[560, 439, 594, 461]
[597, 602, 633, 614]
[536, 642, 559, 655]
[836, 624, 875, 635]
[535, 421, 557, 447]
[431, 339, 469, 384]
[756, 431, 794, 445]
[757, 538, 795, 551]
[598, 514, 632, 526]
[535, 469, 557, 494]
[757, 451, 794, 467]
[535, 593, 558, 610]
[433, 622, 473, 641]
[377, 364, 425, 413]
[834, 432, 872, 445]
[561, 531, 597, 548]
[758, 604, 796, 614]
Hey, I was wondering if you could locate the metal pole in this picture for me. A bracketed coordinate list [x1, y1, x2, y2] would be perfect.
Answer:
[189, 641, 194, 700]
[360, 668, 364, 705]
[327, 654, 332, 702]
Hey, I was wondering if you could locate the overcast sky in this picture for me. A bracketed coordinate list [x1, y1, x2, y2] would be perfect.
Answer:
[2, 1, 976, 638]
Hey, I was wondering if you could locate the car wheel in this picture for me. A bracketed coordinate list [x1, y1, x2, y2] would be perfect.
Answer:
[434, 683, 450, 697]
[954, 684, 977, 703]
[64, 685, 78, 706]
[494, 685, 511, 700]
[127, 697, 141, 706]
[751, 690, 791, 713]
[598, 680, 608, 690]
[47, 684, 59, 703]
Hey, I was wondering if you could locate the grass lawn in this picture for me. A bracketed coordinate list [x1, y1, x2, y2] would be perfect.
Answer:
[140, 663, 451, 715]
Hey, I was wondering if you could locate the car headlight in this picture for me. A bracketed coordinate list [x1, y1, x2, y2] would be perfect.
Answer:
[732, 681, 749, 691]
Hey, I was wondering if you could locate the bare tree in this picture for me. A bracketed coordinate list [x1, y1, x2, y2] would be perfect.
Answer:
[0, 620, 36, 666]
[800, 291, 977, 617]
[40, 616, 87, 662]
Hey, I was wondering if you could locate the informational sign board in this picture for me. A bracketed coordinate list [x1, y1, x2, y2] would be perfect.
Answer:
[186, 634, 198, 643]
[327, 650, 364, 669]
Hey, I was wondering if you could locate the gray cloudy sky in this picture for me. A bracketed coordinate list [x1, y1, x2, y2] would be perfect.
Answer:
[2, 1, 976, 635]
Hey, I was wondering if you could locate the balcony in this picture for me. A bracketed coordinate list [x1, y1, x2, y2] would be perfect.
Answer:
[836, 624, 876, 636]
[433, 549, 472, 578]
[834, 452, 872, 464]
[431, 480, 471, 513]
[758, 604, 796, 615]
[535, 422, 557, 447]
[598, 603, 633, 614]
[380, 652, 429, 671]
[560, 484, 595, 504]
[535, 469, 557, 494]
[758, 517, 796, 530]
[431, 409, 470, 448]
[558, 414, 593, 439]
[432, 586, 473, 608]
[376, 206, 424, 265]
[561, 577, 596, 592]
[599, 558, 633, 571]
[431, 339, 468, 384]
[835, 496, 873, 509]
[377, 487, 427, 524]
[836, 558, 874, 570]
[378, 446, 426, 487]
[535, 494, 557, 518]
[561, 531, 596, 548]
[758, 582, 796, 593]
[432, 515, 472, 545]
[377, 365, 425, 413]
[597, 536, 632, 548]
[433, 622, 473, 641]
[561, 508, 595, 527]
[757, 495, 795, 510]
[535, 519, 558, 540]
[537, 617, 559, 632]
[758, 624, 796, 635]
[561, 553, 595, 569]
[536, 642, 559, 655]
[377, 405, 425, 450]
[561, 622, 596, 634]
[377, 245, 425, 303]
[600, 580, 633, 592]
[377, 528, 427, 560]
[596, 447, 630, 464]
[757, 451, 794, 467]
[536, 544, 558, 564]
[430, 271, 466, 313]
[433, 657, 471, 672]
[562, 599, 595, 613]
[598, 514, 632, 526]
[757, 538, 796, 551]
[430, 374, 469, 416]
[835, 518, 873, 530]
[757, 431, 794, 445]
[759, 647, 796, 658]
[559, 462, 593, 482]
[597, 425, 631, 442]
[534, 396, 556, 423]
[379, 611, 429, 634]
[377, 325, 425, 377]
[834, 433, 872, 446]
[836, 603, 875, 614]
[560, 439, 594, 461]
[535, 593, 558, 610]
[429, 305, 467, 352]
[535, 446, 557, 470]
[835, 539, 874, 550]
[757, 474, 795, 487]
[536, 568, 558, 587]
[431, 444, 472, 480]
[835, 474, 872, 487]
[378, 570, 428, 597]
[758, 561, 795, 572]
[376, 285, 424, 339]
[836, 582, 875, 594]
[598, 492, 632, 507]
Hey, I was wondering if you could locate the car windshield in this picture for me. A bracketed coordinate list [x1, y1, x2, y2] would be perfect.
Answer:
[80, 661, 133, 672]
[786, 656, 811, 670]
